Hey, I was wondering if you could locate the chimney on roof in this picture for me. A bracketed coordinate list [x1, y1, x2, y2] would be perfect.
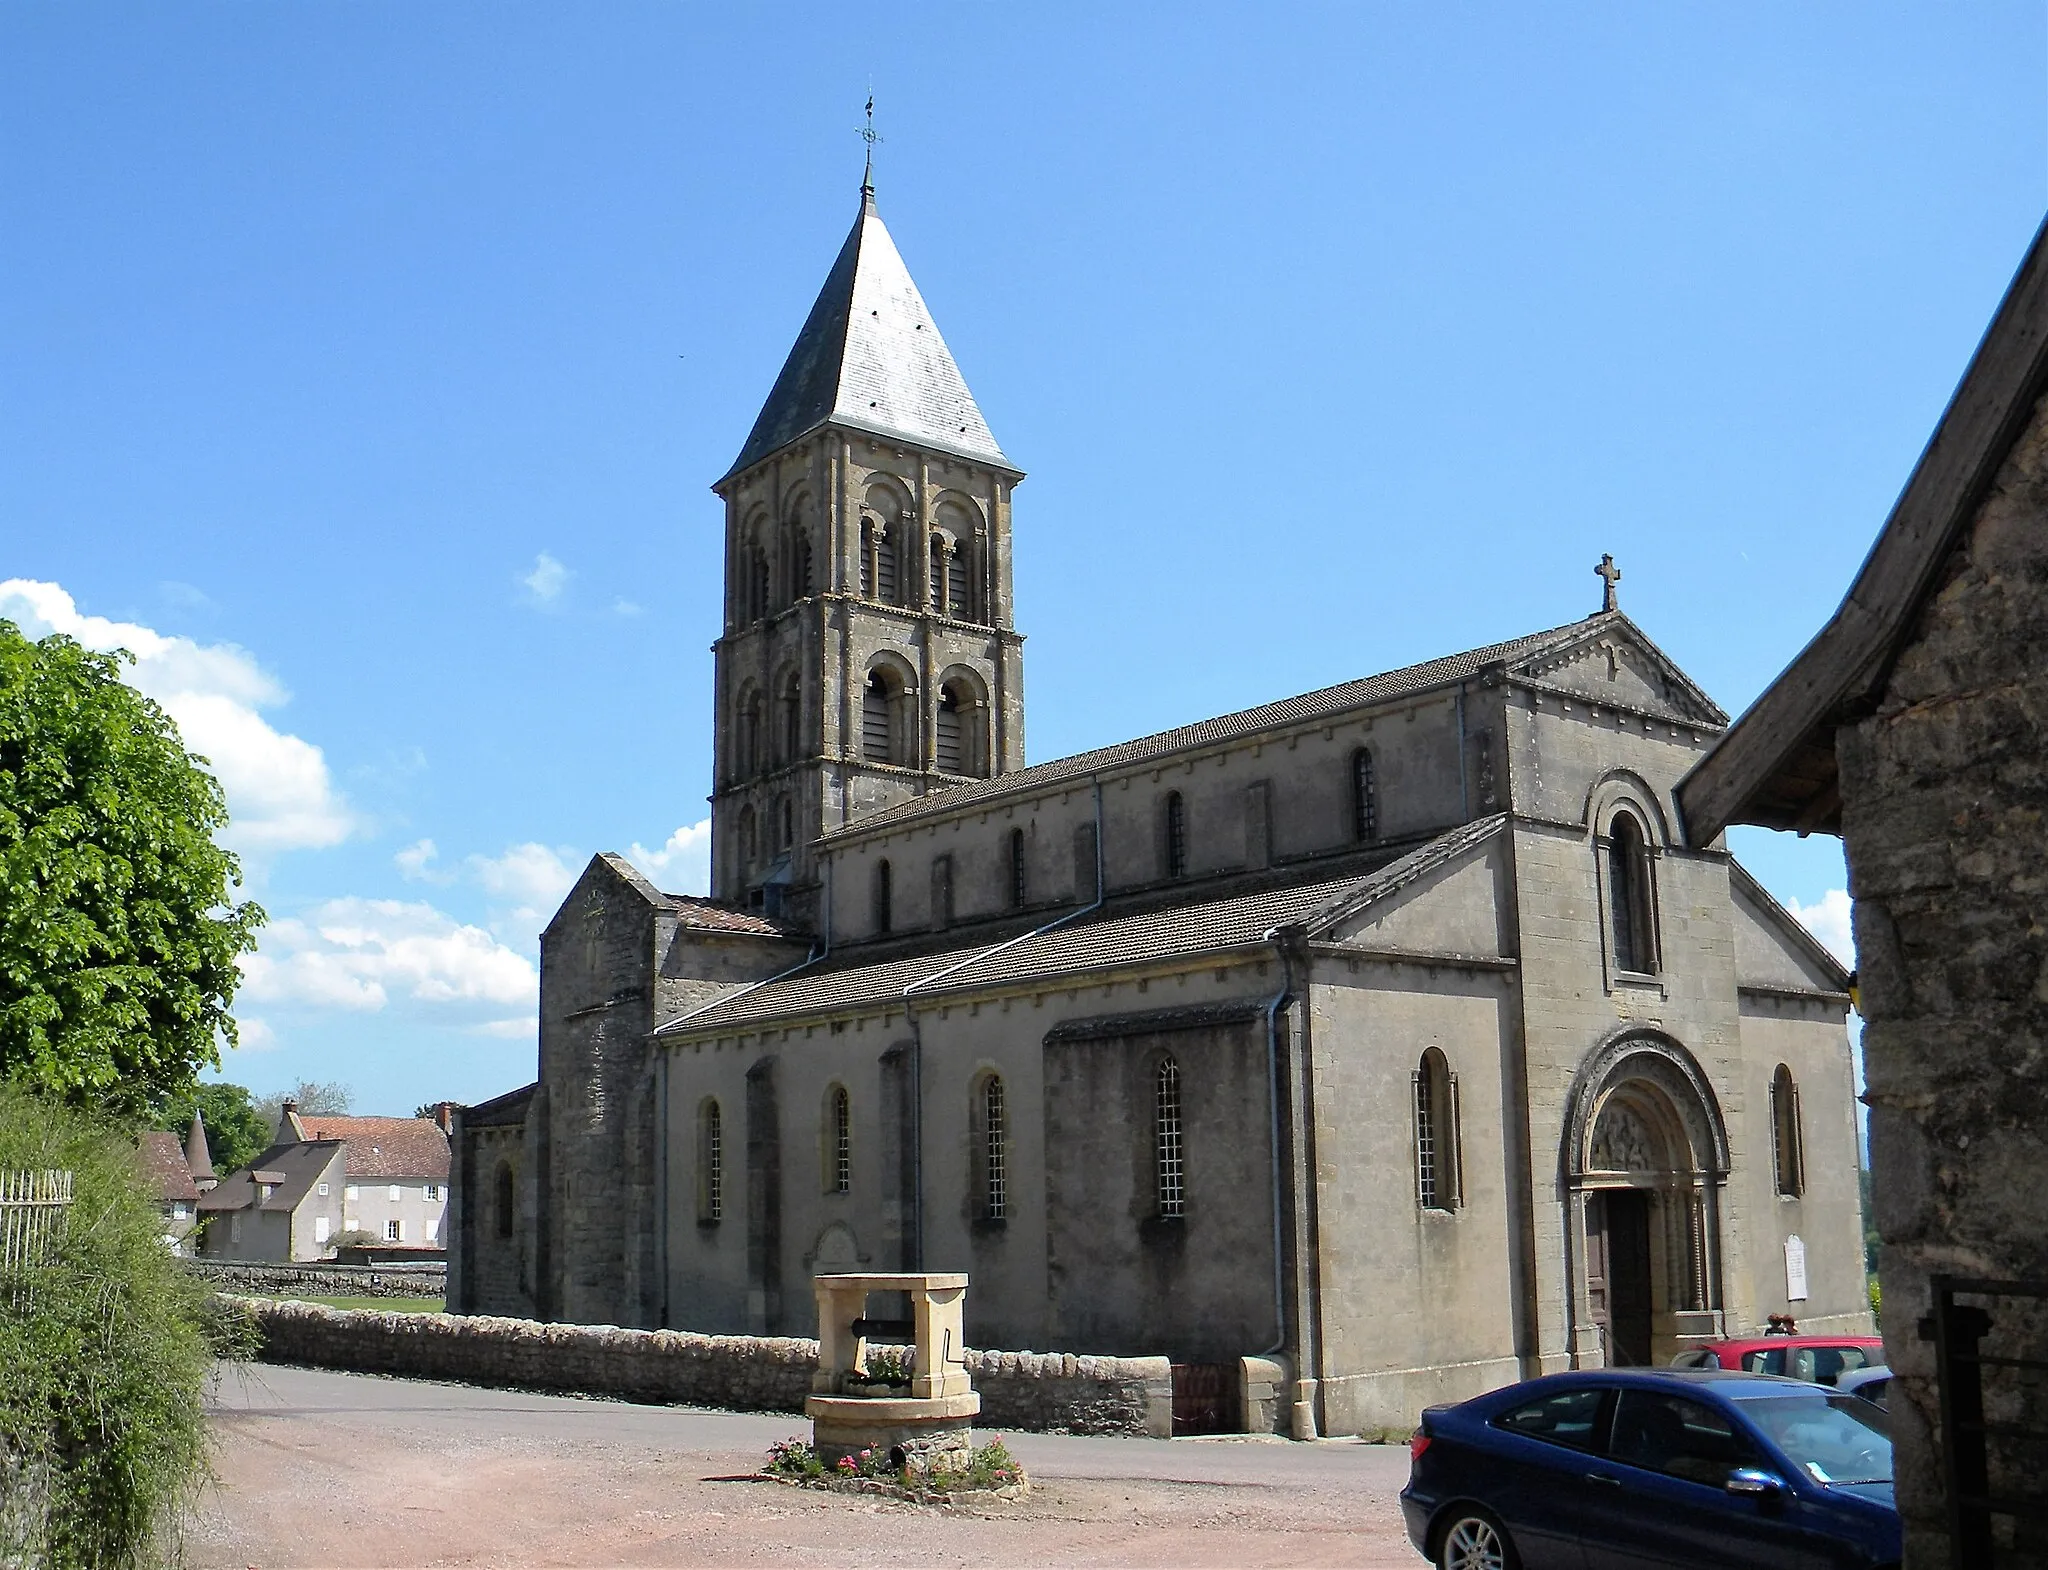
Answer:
[427, 1100, 458, 1134]
[186, 1110, 217, 1191]
[276, 1098, 305, 1145]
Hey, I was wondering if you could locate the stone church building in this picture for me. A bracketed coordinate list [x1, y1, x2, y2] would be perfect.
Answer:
[449, 180, 1871, 1436]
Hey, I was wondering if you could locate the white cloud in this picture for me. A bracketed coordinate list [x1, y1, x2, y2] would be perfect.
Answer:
[613, 598, 644, 618]
[469, 1017, 536, 1040]
[520, 552, 569, 607]
[394, 838, 450, 883]
[240, 897, 538, 1016]
[0, 579, 354, 856]
[1787, 888, 1856, 968]
[465, 841, 580, 910]
[231, 1016, 278, 1052]
[628, 820, 711, 895]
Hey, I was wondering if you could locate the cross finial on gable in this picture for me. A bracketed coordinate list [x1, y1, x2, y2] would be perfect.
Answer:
[1595, 553, 1622, 613]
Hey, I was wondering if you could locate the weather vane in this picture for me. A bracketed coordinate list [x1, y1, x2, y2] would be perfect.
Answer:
[859, 92, 883, 193]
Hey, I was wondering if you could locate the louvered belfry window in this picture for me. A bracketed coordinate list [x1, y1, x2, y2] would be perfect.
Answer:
[930, 540, 949, 615]
[935, 688, 964, 773]
[874, 523, 900, 605]
[948, 549, 970, 622]
[1155, 1056, 1185, 1217]
[862, 672, 894, 764]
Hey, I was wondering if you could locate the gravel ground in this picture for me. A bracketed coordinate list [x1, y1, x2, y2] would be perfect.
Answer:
[188, 1363, 1427, 1569]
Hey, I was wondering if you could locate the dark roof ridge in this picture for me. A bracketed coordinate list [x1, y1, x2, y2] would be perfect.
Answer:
[827, 615, 1613, 843]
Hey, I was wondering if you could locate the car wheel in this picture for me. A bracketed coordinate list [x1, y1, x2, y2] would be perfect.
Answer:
[1434, 1506, 1519, 1570]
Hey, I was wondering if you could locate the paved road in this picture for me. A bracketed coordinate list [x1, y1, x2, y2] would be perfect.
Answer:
[193, 1363, 1425, 1568]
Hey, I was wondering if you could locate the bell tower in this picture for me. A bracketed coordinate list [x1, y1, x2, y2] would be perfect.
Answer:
[709, 182, 1027, 924]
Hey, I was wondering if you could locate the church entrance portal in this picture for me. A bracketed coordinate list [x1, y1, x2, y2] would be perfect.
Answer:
[1564, 1034, 1731, 1369]
[1585, 1188, 1653, 1365]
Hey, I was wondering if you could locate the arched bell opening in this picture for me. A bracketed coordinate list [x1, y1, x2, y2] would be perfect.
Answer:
[1561, 1032, 1730, 1370]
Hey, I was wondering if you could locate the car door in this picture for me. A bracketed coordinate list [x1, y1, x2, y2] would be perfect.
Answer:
[1477, 1385, 1611, 1570]
[1577, 1390, 1836, 1570]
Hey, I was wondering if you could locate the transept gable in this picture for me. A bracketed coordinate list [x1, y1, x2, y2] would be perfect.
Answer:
[1728, 862, 1852, 995]
[1508, 613, 1726, 727]
[1313, 818, 1511, 958]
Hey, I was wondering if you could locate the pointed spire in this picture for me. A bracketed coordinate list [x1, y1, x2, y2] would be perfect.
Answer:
[185, 1110, 216, 1189]
[722, 190, 1014, 483]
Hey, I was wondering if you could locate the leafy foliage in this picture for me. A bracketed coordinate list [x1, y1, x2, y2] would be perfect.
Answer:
[0, 1082, 246, 1568]
[152, 1082, 270, 1178]
[0, 622, 263, 1118]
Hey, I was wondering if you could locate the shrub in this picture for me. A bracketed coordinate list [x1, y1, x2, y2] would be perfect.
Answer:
[1868, 1276, 1881, 1328]
[0, 1083, 245, 1568]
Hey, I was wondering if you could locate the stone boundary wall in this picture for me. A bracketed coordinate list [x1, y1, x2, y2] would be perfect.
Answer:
[232, 1299, 1172, 1437]
[186, 1260, 448, 1300]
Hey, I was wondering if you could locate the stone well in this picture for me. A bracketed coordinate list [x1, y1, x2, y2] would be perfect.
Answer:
[804, 1272, 979, 1472]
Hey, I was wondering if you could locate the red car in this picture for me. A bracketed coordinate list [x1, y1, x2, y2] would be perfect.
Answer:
[1670, 1336, 1884, 1386]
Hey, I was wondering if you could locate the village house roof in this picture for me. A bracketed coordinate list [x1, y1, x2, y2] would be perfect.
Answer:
[289, 1114, 451, 1182]
[659, 815, 1510, 1038]
[720, 186, 1015, 484]
[197, 1140, 340, 1214]
[136, 1132, 199, 1204]
[829, 610, 1721, 845]
[1680, 215, 2048, 845]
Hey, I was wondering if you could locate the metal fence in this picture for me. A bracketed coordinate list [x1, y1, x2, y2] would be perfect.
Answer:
[0, 1170, 73, 1274]
[1924, 1274, 2048, 1568]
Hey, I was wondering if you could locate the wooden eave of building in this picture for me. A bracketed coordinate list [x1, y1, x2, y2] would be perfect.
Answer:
[1679, 212, 2048, 847]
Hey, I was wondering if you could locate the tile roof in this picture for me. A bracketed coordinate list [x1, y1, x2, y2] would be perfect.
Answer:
[137, 1132, 199, 1203]
[827, 616, 1621, 842]
[664, 818, 1507, 1036]
[290, 1115, 450, 1181]
[663, 895, 806, 938]
[198, 1141, 340, 1214]
[722, 190, 1012, 482]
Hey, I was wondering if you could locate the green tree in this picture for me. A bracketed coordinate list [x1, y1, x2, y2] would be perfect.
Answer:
[0, 621, 263, 1118]
[154, 1081, 271, 1176]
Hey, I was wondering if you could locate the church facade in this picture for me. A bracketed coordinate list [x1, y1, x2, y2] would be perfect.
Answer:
[447, 183, 1871, 1436]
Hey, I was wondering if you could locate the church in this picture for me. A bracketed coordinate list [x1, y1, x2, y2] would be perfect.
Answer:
[447, 177, 1871, 1438]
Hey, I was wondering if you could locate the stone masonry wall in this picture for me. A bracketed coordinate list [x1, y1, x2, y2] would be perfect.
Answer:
[233, 1298, 1172, 1437]
[1841, 388, 2048, 1569]
[187, 1259, 447, 1299]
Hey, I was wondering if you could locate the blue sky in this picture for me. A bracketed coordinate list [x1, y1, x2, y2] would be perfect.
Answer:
[3, 5, 2042, 1116]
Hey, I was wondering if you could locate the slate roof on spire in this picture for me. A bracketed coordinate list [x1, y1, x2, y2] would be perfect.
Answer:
[721, 190, 1014, 483]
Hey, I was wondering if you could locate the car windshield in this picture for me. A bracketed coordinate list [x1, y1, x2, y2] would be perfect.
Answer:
[1742, 1396, 1893, 1485]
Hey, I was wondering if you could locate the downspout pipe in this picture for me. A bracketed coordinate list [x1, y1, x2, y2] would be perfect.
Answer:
[900, 777, 1107, 1270]
[1255, 927, 1293, 1363]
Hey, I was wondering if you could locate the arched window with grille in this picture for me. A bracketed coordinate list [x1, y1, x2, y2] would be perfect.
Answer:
[494, 1163, 515, 1239]
[825, 1085, 851, 1194]
[1771, 1064, 1805, 1197]
[973, 1073, 1007, 1222]
[863, 515, 903, 605]
[929, 537, 950, 615]
[1413, 1048, 1462, 1212]
[873, 859, 893, 934]
[934, 672, 988, 777]
[1607, 811, 1658, 974]
[1353, 748, 1378, 842]
[1154, 1056, 1185, 1217]
[697, 1099, 723, 1224]
[787, 524, 814, 602]
[1008, 827, 1027, 909]
[1163, 792, 1189, 880]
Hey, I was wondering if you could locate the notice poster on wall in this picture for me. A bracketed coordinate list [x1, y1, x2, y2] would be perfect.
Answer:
[1785, 1234, 1809, 1302]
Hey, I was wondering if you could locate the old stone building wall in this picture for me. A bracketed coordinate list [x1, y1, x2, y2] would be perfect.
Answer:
[1843, 389, 2048, 1568]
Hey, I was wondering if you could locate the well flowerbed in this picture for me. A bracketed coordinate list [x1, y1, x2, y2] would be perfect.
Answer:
[762, 1434, 1029, 1504]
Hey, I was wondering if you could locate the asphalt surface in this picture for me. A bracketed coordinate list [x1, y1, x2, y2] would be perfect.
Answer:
[191, 1363, 1425, 1568]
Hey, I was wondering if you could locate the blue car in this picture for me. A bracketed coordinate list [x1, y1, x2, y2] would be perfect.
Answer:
[1400, 1368, 1898, 1569]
